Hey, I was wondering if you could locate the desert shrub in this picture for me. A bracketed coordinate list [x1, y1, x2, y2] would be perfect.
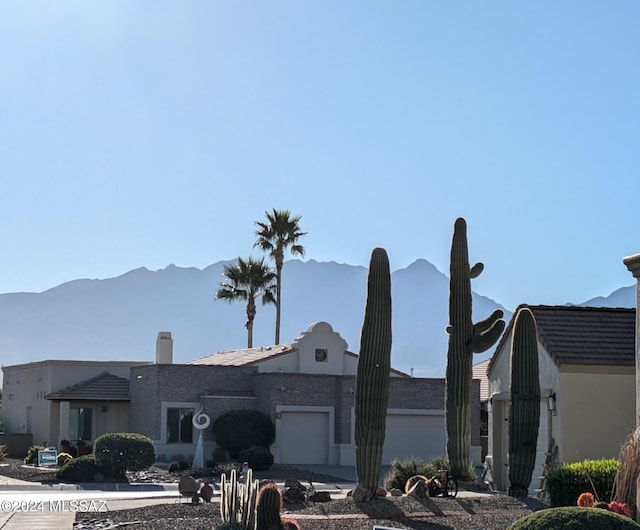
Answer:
[168, 460, 190, 473]
[238, 445, 274, 472]
[383, 456, 449, 491]
[507, 506, 640, 529]
[56, 454, 101, 482]
[57, 452, 74, 466]
[616, 427, 640, 514]
[546, 458, 620, 507]
[24, 445, 45, 465]
[94, 432, 156, 479]
[213, 410, 275, 460]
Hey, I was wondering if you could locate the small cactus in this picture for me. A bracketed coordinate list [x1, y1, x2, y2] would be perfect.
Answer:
[256, 482, 282, 530]
[220, 468, 258, 529]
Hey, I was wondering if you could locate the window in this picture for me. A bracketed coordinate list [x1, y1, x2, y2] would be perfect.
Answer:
[69, 407, 92, 441]
[166, 408, 194, 443]
[315, 348, 328, 362]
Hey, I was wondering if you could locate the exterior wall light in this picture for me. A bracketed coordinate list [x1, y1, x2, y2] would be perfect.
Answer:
[547, 392, 557, 415]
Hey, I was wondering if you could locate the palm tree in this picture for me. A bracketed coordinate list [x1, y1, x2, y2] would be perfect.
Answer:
[215, 256, 276, 348]
[254, 209, 307, 344]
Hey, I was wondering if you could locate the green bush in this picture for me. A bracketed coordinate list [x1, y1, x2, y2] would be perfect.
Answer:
[56, 454, 101, 482]
[238, 445, 274, 472]
[168, 460, 190, 473]
[213, 410, 275, 460]
[507, 507, 640, 529]
[546, 459, 620, 507]
[94, 432, 156, 479]
[24, 445, 45, 465]
[383, 456, 449, 491]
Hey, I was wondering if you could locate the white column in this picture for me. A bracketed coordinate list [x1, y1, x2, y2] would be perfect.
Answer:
[623, 253, 640, 426]
[59, 401, 70, 443]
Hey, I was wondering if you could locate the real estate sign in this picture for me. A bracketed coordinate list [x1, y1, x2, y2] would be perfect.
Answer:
[37, 450, 57, 467]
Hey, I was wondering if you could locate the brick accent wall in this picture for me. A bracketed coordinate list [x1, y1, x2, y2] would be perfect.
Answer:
[129, 364, 481, 458]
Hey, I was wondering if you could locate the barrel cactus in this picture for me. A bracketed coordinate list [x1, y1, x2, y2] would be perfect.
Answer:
[508, 307, 541, 497]
[256, 482, 282, 530]
[445, 217, 505, 479]
[354, 247, 393, 500]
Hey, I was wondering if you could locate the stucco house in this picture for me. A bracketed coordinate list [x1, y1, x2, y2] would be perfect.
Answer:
[2, 322, 481, 466]
[487, 305, 635, 492]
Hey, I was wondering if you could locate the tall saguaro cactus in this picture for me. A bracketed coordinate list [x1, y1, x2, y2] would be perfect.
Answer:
[508, 307, 541, 498]
[354, 247, 392, 501]
[446, 217, 505, 479]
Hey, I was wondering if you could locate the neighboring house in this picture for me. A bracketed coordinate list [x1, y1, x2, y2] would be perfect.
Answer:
[1, 360, 151, 448]
[473, 358, 491, 462]
[2, 321, 481, 466]
[487, 305, 635, 492]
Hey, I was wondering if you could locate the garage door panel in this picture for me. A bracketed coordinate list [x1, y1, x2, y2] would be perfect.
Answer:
[382, 414, 445, 464]
[278, 411, 329, 465]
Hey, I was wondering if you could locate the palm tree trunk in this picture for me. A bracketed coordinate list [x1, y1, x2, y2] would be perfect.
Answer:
[274, 250, 283, 345]
[246, 298, 256, 348]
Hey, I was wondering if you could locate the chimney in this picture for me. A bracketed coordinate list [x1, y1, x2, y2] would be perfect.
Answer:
[156, 331, 173, 364]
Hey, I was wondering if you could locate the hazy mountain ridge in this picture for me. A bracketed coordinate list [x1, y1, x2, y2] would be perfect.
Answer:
[0, 259, 632, 378]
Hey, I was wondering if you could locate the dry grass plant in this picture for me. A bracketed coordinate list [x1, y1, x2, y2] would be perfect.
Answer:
[614, 426, 640, 513]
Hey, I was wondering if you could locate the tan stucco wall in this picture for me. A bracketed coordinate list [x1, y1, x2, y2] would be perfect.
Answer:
[2, 360, 145, 446]
[558, 367, 635, 462]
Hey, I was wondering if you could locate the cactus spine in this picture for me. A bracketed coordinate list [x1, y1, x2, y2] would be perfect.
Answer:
[220, 468, 258, 529]
[354, 247, 392, 500]
[256, 482, 282, 530]
[445, 218, 505, 479]
[508, 307, 541, 498]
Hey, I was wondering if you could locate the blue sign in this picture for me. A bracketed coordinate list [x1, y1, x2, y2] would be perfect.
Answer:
[37, 449, 57, 467]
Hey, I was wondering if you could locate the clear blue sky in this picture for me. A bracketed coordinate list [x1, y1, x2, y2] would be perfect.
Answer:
[1, 2, 639, 311]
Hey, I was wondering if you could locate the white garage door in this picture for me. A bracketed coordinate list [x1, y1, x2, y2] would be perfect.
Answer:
[278, 411, 329, 464]
[382, 413, 445, 464]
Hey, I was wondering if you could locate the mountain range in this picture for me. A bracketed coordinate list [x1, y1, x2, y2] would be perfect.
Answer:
[0, 259, 634, 378]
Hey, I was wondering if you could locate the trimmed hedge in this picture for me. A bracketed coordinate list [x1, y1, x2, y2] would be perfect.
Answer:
[238, 445, 274, 471]
[56, 454, 101, 482]
[213, 410, 275, 460]
[546, 459, 620, 507]
[508, 507, 640, 529]
[94, 432, 156, 479]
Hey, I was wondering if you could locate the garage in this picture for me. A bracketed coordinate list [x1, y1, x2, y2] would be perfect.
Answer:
[277, 410, 331, 464]
[382, 411, 446, 464]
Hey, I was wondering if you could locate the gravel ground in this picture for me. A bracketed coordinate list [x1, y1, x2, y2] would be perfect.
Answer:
[0, 459, 548, 529]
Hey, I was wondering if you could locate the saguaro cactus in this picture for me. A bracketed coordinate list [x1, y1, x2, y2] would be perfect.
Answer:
[220, 468, 258, 529]
[508, 307, 541, 498]
[445, 217, 505, 479]
[354, 247, 392, 500]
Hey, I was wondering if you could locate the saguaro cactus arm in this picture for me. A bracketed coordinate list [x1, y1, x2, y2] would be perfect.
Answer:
[470, 310, 506, 353]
